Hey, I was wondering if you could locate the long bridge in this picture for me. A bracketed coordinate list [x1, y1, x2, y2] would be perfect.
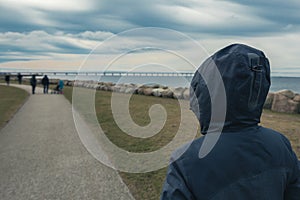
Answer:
[0, 70, 195, 77]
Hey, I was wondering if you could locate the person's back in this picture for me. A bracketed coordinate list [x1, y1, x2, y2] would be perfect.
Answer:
[42, 75, 49, 85]
[5, 74, 10, 85]
[57, 80, 64, 94]
[17, 73, 23, 84]
[30, 75, 37, 94]
[58, 80, 64, 89]
[30, 75, 37, 86]
[161, 44, 300, 200]
[42, 75, 49, 94]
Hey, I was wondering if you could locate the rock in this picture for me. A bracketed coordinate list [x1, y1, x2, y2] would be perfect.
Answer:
[104, 83, 113, 91]
[112, 85, 121, 92]
[293, 94, 300, 102]
[98, 85, 104, 90]
[141, 83, 160, 88]
[183, 88, 190, 100]
[137, 87, 145, 95]
[66, 81, 73, 86]
[264, 92, 274, 109]
[119, 86, 127, 93]
[151, 84, 160, 88]
[152, 88, 164, 97]
[124, 87, 136, 94]
[143, 88, 153, 96]
[106, 82, 115, 87]
[172, 87, 185, 99]
[277, 89, 295, 99]
[271, 93, 300, 114]
[161, 88, 173, 98]
[96, 85, 102, 90]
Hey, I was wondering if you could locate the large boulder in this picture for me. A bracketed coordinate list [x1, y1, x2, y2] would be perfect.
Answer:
[264, 92, 274, 109]
[152, 88, 164, 97]
[124, 87, 136, 94]
[152, 84, 161, 89]
[104, 82, 114, 91]
[172, 87, 185, 99]
[293, 94, 300, 102]
[183, 88, 190, 100]
[143, 88, 153, 96]
[277, 89, 295, 99]
[137, 87, 144, 95]
[271, 92, 300, 114]
[92, 84, 98, 89]
[161, 88, 173, 98]
[112, 85, 122, 92]
[119, 86, 127, 93]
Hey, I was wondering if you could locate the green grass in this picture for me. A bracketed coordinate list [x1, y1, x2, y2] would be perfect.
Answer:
[0, 85, 29, 129]
[63, 86, 300, 200]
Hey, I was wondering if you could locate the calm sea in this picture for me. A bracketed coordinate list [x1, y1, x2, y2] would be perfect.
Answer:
[49, 75, 300, 94]
[270, 77, 300, 93]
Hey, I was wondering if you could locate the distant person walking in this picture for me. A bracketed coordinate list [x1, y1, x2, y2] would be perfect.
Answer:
[58, 79, 64, 94]
[5, 74, 10, 86]
[41, 75, 49, 94]
[17, 73, 23, 84]
[30, 75, 37, 94]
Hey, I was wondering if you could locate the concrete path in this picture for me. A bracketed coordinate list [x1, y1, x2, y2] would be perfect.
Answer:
[0, 84, 134, 200]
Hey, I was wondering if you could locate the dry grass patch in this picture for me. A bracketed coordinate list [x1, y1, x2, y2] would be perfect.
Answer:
[0, 85, 29, 129]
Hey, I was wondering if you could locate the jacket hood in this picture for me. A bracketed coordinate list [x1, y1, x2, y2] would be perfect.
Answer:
[190, 44, 270, 134]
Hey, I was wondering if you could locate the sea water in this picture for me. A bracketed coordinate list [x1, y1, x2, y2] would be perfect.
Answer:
[270, 77, 300, 93]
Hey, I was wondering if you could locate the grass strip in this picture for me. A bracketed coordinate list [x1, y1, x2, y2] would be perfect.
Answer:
[0, 85, 29, 129]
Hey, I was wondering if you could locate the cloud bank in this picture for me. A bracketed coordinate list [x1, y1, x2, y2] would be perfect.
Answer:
[0, 0, 299, 73]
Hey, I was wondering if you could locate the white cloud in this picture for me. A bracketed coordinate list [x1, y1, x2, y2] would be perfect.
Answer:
[66, 31, 115, 41]
[196, 32, 300, 71]
[0, 30, 118, 62]
[154, 0, 276, 33]
[0, 0, 93, 12]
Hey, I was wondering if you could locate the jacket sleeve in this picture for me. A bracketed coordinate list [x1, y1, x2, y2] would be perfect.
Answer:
[284, 158, 300, 199]
[160, 161, 195, 200]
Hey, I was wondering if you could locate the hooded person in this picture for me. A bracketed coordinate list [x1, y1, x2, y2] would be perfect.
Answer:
[41, 75, 49, 94]
[161, 44, 300, 199]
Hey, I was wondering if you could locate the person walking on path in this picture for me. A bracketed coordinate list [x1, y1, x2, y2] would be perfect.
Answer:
[161, 44, 300, 199]
[58, 79, 64, 94]
[41, 75, 49, 94]
[30, 75, 37, 94]
[17, 73, 23, 84]
[5, 74, 10, 86]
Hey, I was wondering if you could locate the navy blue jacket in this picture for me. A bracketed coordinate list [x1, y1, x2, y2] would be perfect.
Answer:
[161, 44, 300, 199]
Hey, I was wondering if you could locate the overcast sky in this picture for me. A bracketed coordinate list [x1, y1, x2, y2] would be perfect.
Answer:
[0, 0, 299, 75]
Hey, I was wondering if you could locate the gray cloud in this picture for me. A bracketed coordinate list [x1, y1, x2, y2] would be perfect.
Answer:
[0, 0, 299, 39]
[220, 0, 300, 31]
[2, 0, 299, 35]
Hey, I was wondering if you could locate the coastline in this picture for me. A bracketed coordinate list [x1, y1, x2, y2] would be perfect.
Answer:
[70, 80, 300, 114]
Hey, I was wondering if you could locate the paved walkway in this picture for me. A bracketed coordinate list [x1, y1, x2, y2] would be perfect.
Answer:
[0, 84, 134, 200]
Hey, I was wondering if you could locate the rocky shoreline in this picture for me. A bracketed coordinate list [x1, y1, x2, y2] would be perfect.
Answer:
[67, 80, 300, 114]
[264, 89, 300, 114]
